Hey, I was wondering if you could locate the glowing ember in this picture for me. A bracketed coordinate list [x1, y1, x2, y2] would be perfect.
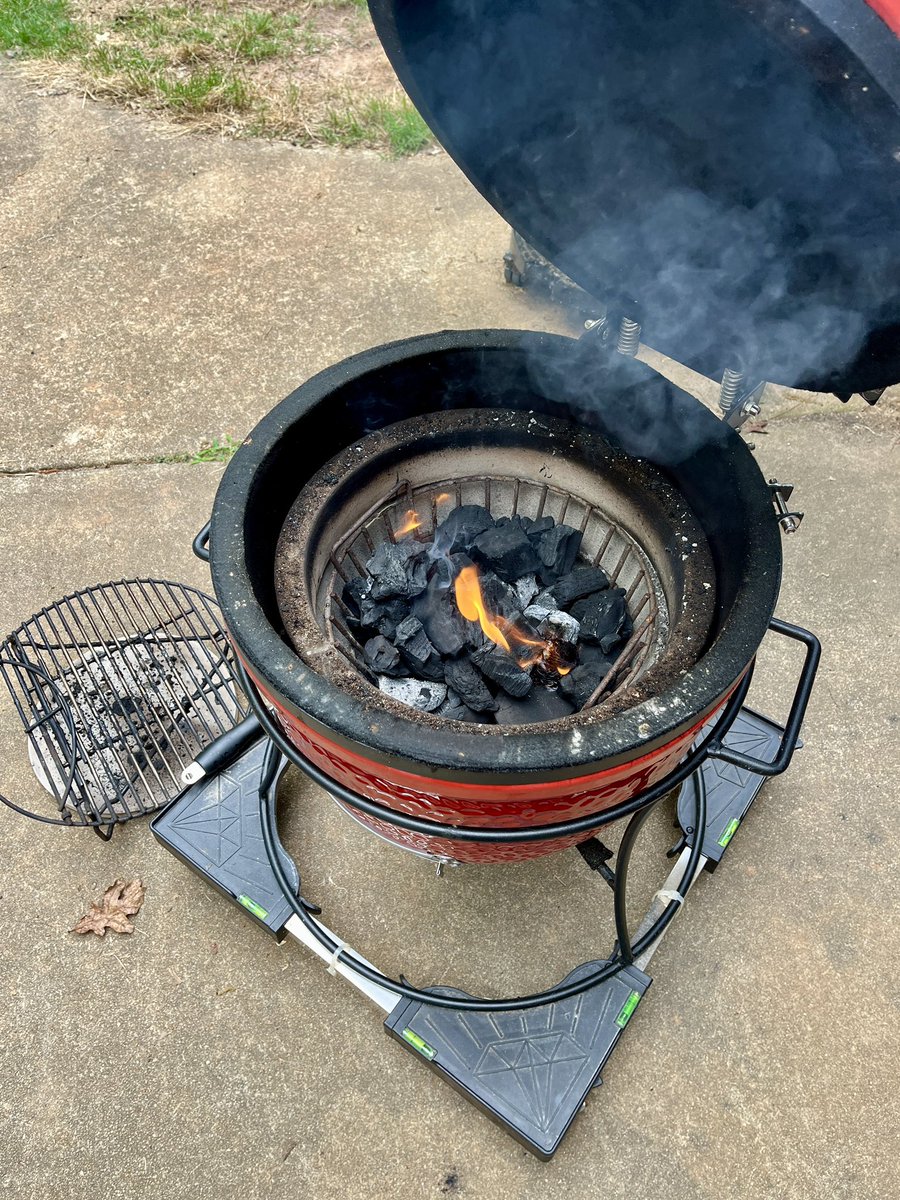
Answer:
[395, 510, 422, 536]
[454, 566, 573, 675]
[343, 500, 637, 722]
[454, 566, 512, 651]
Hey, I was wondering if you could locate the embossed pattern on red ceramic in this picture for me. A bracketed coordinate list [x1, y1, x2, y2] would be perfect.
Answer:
[251, 664, 723, 862]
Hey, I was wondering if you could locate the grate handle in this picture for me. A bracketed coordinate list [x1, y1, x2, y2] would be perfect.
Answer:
[193, 522, 211, 562]
[707, 618, 820, 777]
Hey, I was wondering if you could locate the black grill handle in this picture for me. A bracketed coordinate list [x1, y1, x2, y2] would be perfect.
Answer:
[707, 617, 821, 777]
[192, 521, 211, 563]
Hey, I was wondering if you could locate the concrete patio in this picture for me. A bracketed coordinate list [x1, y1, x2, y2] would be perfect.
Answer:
[1, 68, 898, 1200]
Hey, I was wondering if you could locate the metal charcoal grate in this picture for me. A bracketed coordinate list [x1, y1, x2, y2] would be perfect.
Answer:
[0, 580, 247, 833]
[326, 477, 664, 710]
[276, 408, 718, 731]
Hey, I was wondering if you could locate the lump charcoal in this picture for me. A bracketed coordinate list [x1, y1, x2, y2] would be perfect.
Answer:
[525, 515, 555, 541]
[374, 613, 400, 641]
[362, 542, 412, 597]
[550, 639, 579, 675]
[341, 576, 370, 620]
[394, 616, 444, 682]
[579, 643, 620, 670]
[438, 688, 491, 724]
[433, 504, 494, 553]
[525, 597, 561, 624]
[359, 595, 408, 639]
[470, 525, 541, 583]
[472, 646, 533, 698]
[413, 592, 467, 657]
[463, 619, 490, 653]
[430, 558, 454, 589]
[533, 589, 557, 609]
[551, 566, 610, 609]
[512, 574, 539, 609]
[363, 636, 404, 677]
[443, 657, 499, 713]
[504, 616, 545, 668]
[479, 572, 520, 620]
[559, 660, 618, 708]
[575, 588, 631, 651]
[406, 556, 429, 597]
[429, 551, 471, 590]
[366, 541, 428, 601]
[378, 676, 447, 713]
[495, 514, 534, 536]
[605, 606, 634, 654]
[493, 687, 575, 725]
[536, 524, 583, 582]
[544, 610, 581, 643]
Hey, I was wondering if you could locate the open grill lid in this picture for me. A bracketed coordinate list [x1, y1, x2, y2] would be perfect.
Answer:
[369, 0, 900, 395]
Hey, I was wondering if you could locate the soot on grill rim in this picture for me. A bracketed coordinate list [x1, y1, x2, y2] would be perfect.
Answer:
[273, 407, 719, 731]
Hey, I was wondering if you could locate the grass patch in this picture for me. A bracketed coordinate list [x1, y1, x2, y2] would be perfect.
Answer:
[8, 0, 433, 154]
[190, 436, 240, 464]
[158, 68, 252, 113]
[108, 6, 313, 64]
[157, 435, 239, 464]
[378, 97, 432, 157]
[0, 0, 83, 56]
[320, 96, 431, 156]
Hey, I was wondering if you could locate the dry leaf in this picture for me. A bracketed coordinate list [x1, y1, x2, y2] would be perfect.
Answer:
[744, 419, 769, 434]
[71, 878, 145, 938]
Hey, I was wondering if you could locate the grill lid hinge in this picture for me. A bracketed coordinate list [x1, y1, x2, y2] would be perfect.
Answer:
[581, 300, 641, 359]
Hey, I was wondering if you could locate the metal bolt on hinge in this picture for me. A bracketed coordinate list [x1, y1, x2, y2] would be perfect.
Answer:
[768, 480, 804, 534]
[581, 315, 612, 346]
[721, 372, 766, 430]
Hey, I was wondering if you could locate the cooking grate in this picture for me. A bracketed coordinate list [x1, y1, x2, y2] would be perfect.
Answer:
[0, 580, 247, 834]
[324, 476, 665, 711]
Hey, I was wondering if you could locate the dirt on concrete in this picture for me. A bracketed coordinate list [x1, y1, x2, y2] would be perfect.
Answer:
[0, 65, 898, 1200]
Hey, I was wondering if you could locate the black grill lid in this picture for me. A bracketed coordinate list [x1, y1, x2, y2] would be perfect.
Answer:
[369, 0, 900, 395]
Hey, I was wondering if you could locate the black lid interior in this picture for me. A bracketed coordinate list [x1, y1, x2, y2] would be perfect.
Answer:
[369, 0, 900, 394]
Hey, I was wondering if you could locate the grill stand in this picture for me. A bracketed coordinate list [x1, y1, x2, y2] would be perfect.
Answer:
[152, 706, 791, 1159]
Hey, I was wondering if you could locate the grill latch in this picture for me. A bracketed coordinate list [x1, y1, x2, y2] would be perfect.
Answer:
[768, 480, 804, 535]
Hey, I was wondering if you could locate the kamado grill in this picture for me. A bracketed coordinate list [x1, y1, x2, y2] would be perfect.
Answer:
[4, 0, 897, 1160]
[224, 335, 779, 867]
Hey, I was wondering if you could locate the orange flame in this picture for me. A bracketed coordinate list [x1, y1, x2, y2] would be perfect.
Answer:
[395, 510, 421, 536]
[454, 566, 575, 675]
[454, 566, 511, 651]
[435, 492, 451, 503]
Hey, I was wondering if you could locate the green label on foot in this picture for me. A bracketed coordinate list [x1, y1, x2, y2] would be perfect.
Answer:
[616, 991, 641, 1028]
[238, 894, 268, 920]
[718, 818, 741, 848]
[401, 1028, 437, 1060]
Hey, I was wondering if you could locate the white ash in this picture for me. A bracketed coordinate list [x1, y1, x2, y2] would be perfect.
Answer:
[524, 601, 556, 624]
[378, 676, 447, 712]
[512, 574, 539, 609]
[543, 610, 581, 643]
